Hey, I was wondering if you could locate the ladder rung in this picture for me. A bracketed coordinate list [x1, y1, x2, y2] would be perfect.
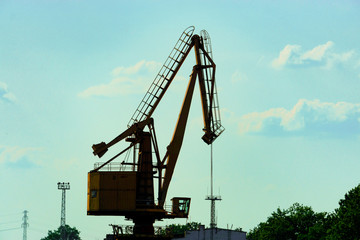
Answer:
[154, 84, 164, 90]
[158, 74, 170, 81]
[183, 32, 192, 37]
[164, 66, 174, 72]
[146, 91, 158, 98]
[169, 57, 180, 64]
[137, 110, 148, 116]
[174, 48, 185, 55]
[179, 38, 189, 45]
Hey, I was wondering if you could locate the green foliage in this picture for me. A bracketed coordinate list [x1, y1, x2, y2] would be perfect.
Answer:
[327, 184, 360, 240]
[41, 225, 81, 240]
[248, 184, 360, 240]
[247, 203, 329, 240]
[160, 222, 201, 237]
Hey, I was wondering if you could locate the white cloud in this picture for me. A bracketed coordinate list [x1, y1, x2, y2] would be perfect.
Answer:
[231, 70, 248, 83]
[111, 60, 161, 76]
[272, 44, 301, 69]
[0, 146, 41, 167]
[272, 41, 353, 69]
[0, 82, 16, 103]
[0, 82, 6, 91]
[78, 76, 147, 98]
[79, 60, 162, 98]
[239, 108, 288, 134]
[301, 41, 333, 61]
[238, 99, 360, 136]
[326, 50, 355, 69]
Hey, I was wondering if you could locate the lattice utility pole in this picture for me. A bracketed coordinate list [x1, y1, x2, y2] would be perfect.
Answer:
[205, 144, 221, 240]
[58, 182, 70, 226]
[21, 210, 29, 240]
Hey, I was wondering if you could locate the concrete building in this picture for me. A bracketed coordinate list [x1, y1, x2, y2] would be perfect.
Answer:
[175, 225, 247, 240]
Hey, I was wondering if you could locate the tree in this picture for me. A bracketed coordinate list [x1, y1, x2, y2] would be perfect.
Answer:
[41, 225, 81, 240]
[327, 184, 360, 240]
[247, 184, 360, 240]
[159, 222, 201, 237]
[306, 212, 334, 240]
[247, 203, 328, 240]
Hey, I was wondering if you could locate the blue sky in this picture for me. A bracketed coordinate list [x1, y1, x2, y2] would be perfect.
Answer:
[1, 1, 360, 239]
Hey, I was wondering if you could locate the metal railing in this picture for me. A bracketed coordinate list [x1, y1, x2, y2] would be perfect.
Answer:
[93, 162, 134, 172]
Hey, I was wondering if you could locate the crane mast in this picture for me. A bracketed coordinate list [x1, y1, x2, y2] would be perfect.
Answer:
[88, 26, 224, 239]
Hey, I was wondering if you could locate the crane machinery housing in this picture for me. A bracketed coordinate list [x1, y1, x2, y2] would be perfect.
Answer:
[87, 26, 224, 239]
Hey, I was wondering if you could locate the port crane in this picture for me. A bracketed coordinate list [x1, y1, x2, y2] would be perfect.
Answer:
[87, 26, 224, 239]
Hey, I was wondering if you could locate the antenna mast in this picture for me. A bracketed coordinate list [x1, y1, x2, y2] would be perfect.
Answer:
[205, 144, 221, 239]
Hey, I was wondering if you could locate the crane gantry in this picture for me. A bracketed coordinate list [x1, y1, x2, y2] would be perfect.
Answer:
[87, 26, 224, 239]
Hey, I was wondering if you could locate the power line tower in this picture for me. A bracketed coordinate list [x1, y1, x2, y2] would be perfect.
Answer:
[58, 182, 70, 226]
[21, 210, 29, 240]
[205, 144, 221, 240]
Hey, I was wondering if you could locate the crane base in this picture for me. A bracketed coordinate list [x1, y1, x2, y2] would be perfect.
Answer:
[105, 234, 173, 240]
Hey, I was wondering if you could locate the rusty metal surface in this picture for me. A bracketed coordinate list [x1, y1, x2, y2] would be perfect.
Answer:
[87, 172, 137, 213]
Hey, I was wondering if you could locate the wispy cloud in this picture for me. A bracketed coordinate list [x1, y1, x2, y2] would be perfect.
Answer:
[0, 146, 41, 169]
[78, 60, 162, 98]
[231, 70, 248, 83]
[238, 99, 360, 137]
[272, 42, 354, 69]
[0, 82, 16, 103]
[301, 41, 333, 61]
[111, 60, 161, 76]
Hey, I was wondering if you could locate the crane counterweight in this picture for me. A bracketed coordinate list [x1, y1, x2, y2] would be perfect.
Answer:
[92, 142, 108, 157]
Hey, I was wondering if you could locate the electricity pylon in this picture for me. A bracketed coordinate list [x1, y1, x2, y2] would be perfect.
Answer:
[22, 210, 29, 240]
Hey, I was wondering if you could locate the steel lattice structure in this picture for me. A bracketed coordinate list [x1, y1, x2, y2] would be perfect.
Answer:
[22, 210, 29, 240]
[58, 182, 70, 226]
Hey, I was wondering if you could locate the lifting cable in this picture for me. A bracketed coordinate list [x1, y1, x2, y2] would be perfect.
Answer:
[210, 143, 213, 197]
